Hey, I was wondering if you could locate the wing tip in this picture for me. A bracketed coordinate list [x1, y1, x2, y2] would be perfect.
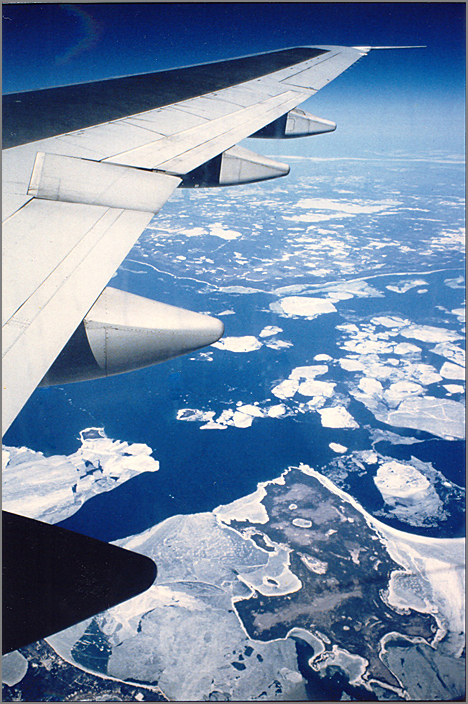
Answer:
[353, 45, 427, 51]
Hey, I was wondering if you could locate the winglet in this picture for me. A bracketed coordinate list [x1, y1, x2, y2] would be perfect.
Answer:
[353, 45, 426, 53]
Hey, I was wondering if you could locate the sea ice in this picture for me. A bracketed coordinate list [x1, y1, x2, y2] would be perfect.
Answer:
[444, 384, 464, 394]
[399, 325, 462, 343]
[318, 406, 359, 429]
[383, 381, 425, 407]
[2, 651, 28, 687]
[402, 362, 442, 385]
[180, 226, 207, 237]
[232, 412, 254, 428]
[267, 404, 287, 417]
[393, 342, 422, 356]
[341, 338, 395, 354]
[374, 461, 431, 502]
[300, 555, 328, 574]
[440, 361, 465, 380]
[271, 379, 299, 399]
[386, 279, 428, 294]
[371, 316, 411, 329]
[271, 296, 336, 319]
[431, 342, 465, 367]
[292, 518, 313, 528]
[177, 409, 215, 423]
[297, 380, 336, 398]
[329, 443, 348, 453]
[359, 377, 383, 396]
[339, 358, 366, 372]
[290, 365, 328, 379]
[2, 430, 160, 524]
[265, 339, 294, 350]
[212, 336, 262, 352]
[451, 307, 465, 323]
[444, 275, 465, 289]
[237, 404, 264, 418]
[388, 397, 465, 440]
[200, 421, 228, 430]
[374, 460, 443, 526]
[259, 325, 283, 338]
[295, 197, 400, 215]
[214, 487, 269, 525]
[209, 223, 242, 240]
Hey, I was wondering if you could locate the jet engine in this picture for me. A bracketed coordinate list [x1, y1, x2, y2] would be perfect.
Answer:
[181, 144, 289, 187]
[41, 286, 224, 386]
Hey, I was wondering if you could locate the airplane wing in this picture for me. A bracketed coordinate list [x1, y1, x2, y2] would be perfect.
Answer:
[3, 44, 373, 435]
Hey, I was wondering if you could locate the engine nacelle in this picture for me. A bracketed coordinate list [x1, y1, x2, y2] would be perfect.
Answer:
[40, 287, 224, 386]
[181, 145, 289, 188]
[251, 109, 336, 139]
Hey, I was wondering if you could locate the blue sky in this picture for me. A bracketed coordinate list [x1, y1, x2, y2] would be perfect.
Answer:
[2, 3, 465, 154]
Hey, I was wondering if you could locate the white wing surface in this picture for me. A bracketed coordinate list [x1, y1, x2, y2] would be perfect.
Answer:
[3, 45, 370, 433]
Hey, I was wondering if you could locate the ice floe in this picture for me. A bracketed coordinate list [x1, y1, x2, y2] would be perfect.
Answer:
[374, 460, 443, 526]
[315, 279, 384, 301]
[208, 223, 242, 240]
[180, 226, 207, 237]
[267, 404, 287, 417]
[444, 384, 465, 395]
[272, 379, 300, 399]
[297, 379, 336, 399]
[440, 361, 465, 380]
[351, 374, 464, 440]
[383, 380, 425, 407]
[388, 397, 464, 440]
[259, 325, 283, 338]
[212, 335, 262, 352]
[264, 339, 294, 350]
[329, 443, 348, 453]
[386, 279, 428, 294]
[2, 428, 159, 524]
[177, 409, 215, 423]
[2, 651, 28, 687]
[399, 325, 462, 343]
[318, 406, 359, 429]
[270, 296, 337, 319]
[444, 275, 465, 289]
[451, 307, 465, 323]
[337, 315, 464, 439]
[393, 342, 422, 356]
[290, 365, 328, 379]
[431, 342, 465, 367]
